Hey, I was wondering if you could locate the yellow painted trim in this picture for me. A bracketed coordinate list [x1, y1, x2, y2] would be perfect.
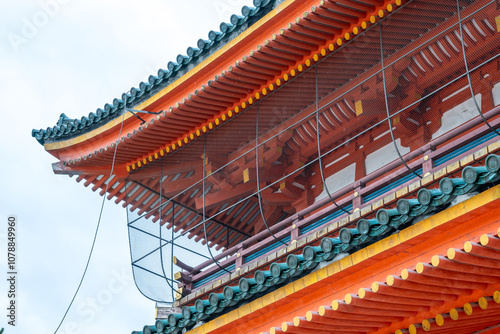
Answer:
[494, 290, 500, 303]
[396, 291, 500, 334]
[435, 313, 444, 326]
[478, 296, 488, 309]
[243, 168, 250, 183]
[449, 308, 459, 320]
[186, 184, 500, 334]
[355, 100, 363, 116]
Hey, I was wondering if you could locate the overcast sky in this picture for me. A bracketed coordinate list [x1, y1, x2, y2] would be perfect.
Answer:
[0, 0, 251, 333]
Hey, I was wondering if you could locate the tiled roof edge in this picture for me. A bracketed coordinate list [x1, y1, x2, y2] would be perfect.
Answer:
[32, 0, 282, 145]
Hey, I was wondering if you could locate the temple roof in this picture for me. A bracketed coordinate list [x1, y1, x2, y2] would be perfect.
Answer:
[31, 0, 500, 251]
[31, 0, 500, 332]
[30, 0, 415, 252]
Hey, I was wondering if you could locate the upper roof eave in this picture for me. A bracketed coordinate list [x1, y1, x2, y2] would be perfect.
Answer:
[32, 0, 285, 146]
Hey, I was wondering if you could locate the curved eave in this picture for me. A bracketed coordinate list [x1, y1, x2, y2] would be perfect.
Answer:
[32, 0, 279, 146]
[42, 0, 400, 168]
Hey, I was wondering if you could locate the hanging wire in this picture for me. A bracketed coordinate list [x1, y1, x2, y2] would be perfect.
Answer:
[129, 224, 209, 261]
[133, 263, 178, 283]
[456, 0, 500, 137]
[255, 103, 289, 246]
[171, 203, 175, 303]
[53, 96, 127, 334]
[314, 64, 351, 214]
[379, 24, 422, 179]
[158, 158, 176, 295]
[128, 180, 249, 238]
[202, 136, 231, 273]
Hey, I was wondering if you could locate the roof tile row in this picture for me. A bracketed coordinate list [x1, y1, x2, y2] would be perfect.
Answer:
[32, 0, 278, 145]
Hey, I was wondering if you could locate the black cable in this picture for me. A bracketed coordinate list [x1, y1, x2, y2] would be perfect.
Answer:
[315, 64, 351, 214]
[53, 97, 127, 334]
[456, 0, 500, 137]
[255, 103, 289, 246]
[379, 24, 422, 179]
[158, 158, 175, 293]
[202, 136, 231, 273]
[129, 225, 209, 261]
[171, 204, 175, 303]
[129, 181, 250, 237]
[133, 264, 178, 283]
[133, 40, 500, 277]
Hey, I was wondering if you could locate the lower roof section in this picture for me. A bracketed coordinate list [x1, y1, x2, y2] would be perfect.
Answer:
[176, 183, 500, 334]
